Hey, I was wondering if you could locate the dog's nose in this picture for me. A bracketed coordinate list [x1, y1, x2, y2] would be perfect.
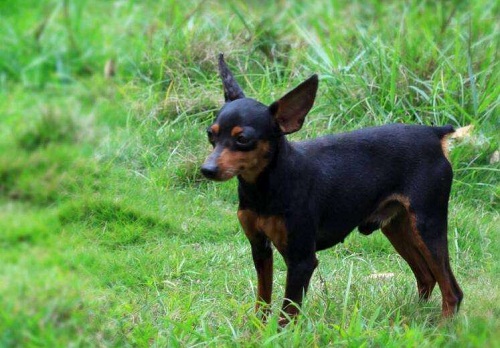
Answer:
[201, 164, 219, 179]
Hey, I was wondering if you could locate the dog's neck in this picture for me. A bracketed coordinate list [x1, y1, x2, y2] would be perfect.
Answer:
[237, 136, 296, 214]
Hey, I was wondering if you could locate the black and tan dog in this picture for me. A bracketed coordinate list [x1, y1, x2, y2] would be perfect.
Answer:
[201, 54, 463, 325]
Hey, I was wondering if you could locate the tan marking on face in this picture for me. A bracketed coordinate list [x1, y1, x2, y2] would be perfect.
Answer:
[217, 141, 270, 182]
[210, 124, 220, 135]
[231, 126, 243, 137]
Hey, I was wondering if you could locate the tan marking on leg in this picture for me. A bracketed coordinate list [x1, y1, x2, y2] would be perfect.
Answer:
[408, 214, 461, 317]
[238, 209, 258, 239]
[374, 194, 460, 315]
[363, 193, 411, 228]
[278, 303, 300, 327]
[256, 215, 288, 256]
[238, 210, 273, 316]
[382, 212, 436, 300]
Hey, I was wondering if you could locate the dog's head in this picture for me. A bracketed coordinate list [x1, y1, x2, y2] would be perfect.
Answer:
[201, 54, 318, 183]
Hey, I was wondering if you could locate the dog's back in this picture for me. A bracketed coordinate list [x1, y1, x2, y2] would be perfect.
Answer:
[288, 124, 455, 249]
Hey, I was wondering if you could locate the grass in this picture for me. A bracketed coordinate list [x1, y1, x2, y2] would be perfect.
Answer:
[0, 0, 499, 346]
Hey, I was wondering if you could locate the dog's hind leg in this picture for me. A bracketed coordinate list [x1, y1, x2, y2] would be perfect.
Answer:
[381, 209, 437, 301]
[411, 208, 463, 317]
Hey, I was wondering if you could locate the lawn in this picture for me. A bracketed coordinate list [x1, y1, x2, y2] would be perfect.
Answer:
[0, 0, 498, 346]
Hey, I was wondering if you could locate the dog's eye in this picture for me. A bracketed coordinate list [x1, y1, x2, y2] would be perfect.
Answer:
[236, 135, 250, 145]
[206, 128, 215, 144]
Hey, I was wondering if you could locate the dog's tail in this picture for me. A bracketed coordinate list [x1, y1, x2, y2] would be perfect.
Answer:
[438, 125, 474, 161]
[449, 125, 474, 140]
[433, 124, 456, 138]
[433, 124, 474, 139]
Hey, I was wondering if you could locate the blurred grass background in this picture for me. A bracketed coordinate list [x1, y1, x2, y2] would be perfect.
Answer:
[0, 0, 498, 346]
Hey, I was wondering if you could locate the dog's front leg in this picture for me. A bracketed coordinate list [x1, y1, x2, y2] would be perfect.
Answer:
[250, 236, 273, 318]
[238, 210, 273, 319]
[279, 229, 318, 326]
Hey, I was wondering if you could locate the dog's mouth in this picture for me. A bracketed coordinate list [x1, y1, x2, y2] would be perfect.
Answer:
[201, 147, 244, 182]
[201, 166, 239, 181]
[200, 162, 240, 182]
[201, 141, 269, 183]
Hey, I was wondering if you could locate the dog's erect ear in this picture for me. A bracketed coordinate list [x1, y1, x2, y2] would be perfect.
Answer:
[269, 74, 318, 134]
[218, 53, 245, 102]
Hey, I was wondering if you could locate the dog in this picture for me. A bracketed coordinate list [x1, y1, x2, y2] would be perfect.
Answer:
[201, 54, 463, 325]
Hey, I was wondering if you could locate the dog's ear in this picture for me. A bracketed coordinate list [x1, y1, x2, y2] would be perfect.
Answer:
[269, 74, 318, 134]
[218, 53, 245, 102]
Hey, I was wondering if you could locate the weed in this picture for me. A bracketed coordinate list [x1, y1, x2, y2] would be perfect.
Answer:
[17, 107, 79, 151]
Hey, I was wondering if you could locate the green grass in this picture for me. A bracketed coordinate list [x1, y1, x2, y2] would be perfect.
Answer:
[0, 0, 499, 346]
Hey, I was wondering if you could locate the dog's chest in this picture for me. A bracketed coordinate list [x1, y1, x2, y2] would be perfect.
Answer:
[255, 215, 287, 254]
[238, 210, 287, 255]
